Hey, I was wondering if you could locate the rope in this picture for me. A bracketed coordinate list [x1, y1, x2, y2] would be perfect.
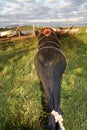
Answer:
[36, 46, 66, 60]
[51, 110, 65, 130]
[42, 28, 51, 36]
[38, 27, 60, 44]
[38, 34, 59, 43]
[38, 27, 57, 39]
[38, 41, 60, 49]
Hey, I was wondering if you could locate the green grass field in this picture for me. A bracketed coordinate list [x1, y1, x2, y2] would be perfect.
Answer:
[0, 27, 87, 130]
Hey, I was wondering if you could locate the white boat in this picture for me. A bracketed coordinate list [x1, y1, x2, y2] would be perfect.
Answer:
[0, 30, 12, 37]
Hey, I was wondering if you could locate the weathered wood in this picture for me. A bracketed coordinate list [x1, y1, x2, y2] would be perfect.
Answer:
[0, 34, 35, 44]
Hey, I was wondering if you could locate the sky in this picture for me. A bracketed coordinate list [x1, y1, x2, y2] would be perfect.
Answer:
[0, 0, 87, 27]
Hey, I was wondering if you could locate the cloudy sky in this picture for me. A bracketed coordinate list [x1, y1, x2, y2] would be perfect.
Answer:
[0, 0, 87, 27]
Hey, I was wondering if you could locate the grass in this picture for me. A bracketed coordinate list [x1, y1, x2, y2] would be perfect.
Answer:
[0, 27, 87, 130]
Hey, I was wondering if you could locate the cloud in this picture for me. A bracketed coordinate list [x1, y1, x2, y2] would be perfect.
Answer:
[17, 0, 28, 2]
[0, 0, 87, 27]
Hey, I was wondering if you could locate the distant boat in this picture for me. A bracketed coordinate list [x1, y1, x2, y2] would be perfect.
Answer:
[0, 30, 12, 37]
[22, 30, 33, 35]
